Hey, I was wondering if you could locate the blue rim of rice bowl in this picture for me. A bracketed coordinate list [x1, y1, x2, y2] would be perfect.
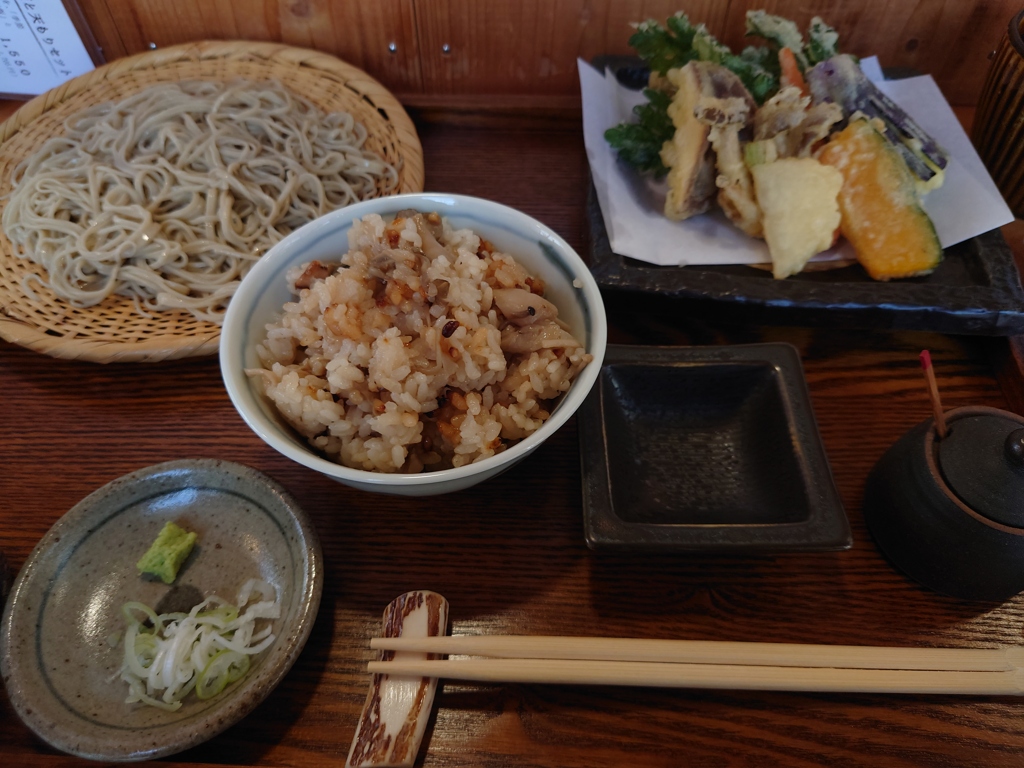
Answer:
[220, 193, 607, 488]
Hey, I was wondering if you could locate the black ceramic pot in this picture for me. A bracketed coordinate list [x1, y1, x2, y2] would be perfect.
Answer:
[864, 405, 1024, 602]
[0, 550, 8, 607]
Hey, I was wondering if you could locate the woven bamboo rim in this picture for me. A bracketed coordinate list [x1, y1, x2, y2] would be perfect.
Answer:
[0, 40, 424, 363]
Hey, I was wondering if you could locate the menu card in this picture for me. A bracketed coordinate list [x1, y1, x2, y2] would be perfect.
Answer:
[0, 0, 96, 98]
[579, 56, 1016, 268]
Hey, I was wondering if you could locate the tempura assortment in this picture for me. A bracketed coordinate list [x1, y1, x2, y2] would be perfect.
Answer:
[605, 11, 948, 280]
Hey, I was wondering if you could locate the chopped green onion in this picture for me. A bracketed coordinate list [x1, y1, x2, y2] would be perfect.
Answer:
[122, 601, 162, 633]
[117, 579, 279, 710]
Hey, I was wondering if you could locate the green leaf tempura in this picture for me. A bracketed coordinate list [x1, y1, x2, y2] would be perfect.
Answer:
[806, 17, 840, 64]
[604, 10, 842, 175]
[604, 88, 675, 177]
[628, 14, 699, 74]
[745, 10, 808, 68]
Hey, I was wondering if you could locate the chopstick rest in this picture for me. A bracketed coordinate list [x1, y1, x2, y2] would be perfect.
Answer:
[366, 635, 1024, 697]
[346, 591, 449, 768]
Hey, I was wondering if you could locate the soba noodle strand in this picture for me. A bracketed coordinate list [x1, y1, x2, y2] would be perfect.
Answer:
[2, 80, 400, 323]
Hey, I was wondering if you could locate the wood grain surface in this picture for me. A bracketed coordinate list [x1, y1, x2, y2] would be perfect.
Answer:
[70, 0, 1022, 107]
[1, 115, 1024, 766]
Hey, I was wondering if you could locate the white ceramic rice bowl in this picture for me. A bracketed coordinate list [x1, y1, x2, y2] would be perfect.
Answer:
[220, 193, 607, 496]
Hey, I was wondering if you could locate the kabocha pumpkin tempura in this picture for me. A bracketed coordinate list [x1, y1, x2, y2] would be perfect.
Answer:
[605, 10, 948, 280]
[818, 120, 941, 280]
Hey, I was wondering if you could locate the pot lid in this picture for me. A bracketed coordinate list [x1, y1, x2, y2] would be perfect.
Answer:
[938, 413, 1024, 528]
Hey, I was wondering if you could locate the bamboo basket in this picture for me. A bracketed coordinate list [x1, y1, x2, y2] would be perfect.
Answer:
[0, 41, 424, 363]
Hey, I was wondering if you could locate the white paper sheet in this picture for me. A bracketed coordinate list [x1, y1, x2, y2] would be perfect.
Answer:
[579, 56, 1015, 268]
[0, 0, 95, 98]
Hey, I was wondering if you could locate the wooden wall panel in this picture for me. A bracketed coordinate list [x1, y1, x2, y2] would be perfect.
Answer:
[282, 0, 421, 93]
[72, 0, 1021, 106]
[74, 0, 131, 60]
[76, 0, 422, 93]
[413, 1, 727, 95]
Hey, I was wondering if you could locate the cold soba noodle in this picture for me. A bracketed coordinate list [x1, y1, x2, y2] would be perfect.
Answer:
[3, 81, 399, 322]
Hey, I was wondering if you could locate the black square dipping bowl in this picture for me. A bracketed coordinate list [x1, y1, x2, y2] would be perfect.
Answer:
[579, 343, 851, 552]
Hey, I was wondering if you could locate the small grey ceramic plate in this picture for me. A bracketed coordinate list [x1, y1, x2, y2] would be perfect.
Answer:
[0, 459, 323, 762]
[579, 344, 851, 552]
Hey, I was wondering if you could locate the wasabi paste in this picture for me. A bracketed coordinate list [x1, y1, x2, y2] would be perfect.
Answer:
[137, 521, 197, 584]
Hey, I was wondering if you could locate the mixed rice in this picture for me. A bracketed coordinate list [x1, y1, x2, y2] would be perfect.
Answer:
[249, 210, 591, 473]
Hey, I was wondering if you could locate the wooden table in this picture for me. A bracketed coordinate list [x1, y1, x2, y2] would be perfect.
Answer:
[3, 106, 1024, 767]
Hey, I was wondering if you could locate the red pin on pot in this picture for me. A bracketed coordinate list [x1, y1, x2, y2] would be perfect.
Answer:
[919, 349, 948, 439]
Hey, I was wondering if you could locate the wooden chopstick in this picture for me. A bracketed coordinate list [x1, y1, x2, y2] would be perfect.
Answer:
[370, 635, 1024, 672]
[366, 658, 1024, 696]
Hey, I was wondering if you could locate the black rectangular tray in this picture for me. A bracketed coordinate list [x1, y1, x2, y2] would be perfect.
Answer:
[586, 57, 1024, 336]
[587, 186, 1024, 335]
